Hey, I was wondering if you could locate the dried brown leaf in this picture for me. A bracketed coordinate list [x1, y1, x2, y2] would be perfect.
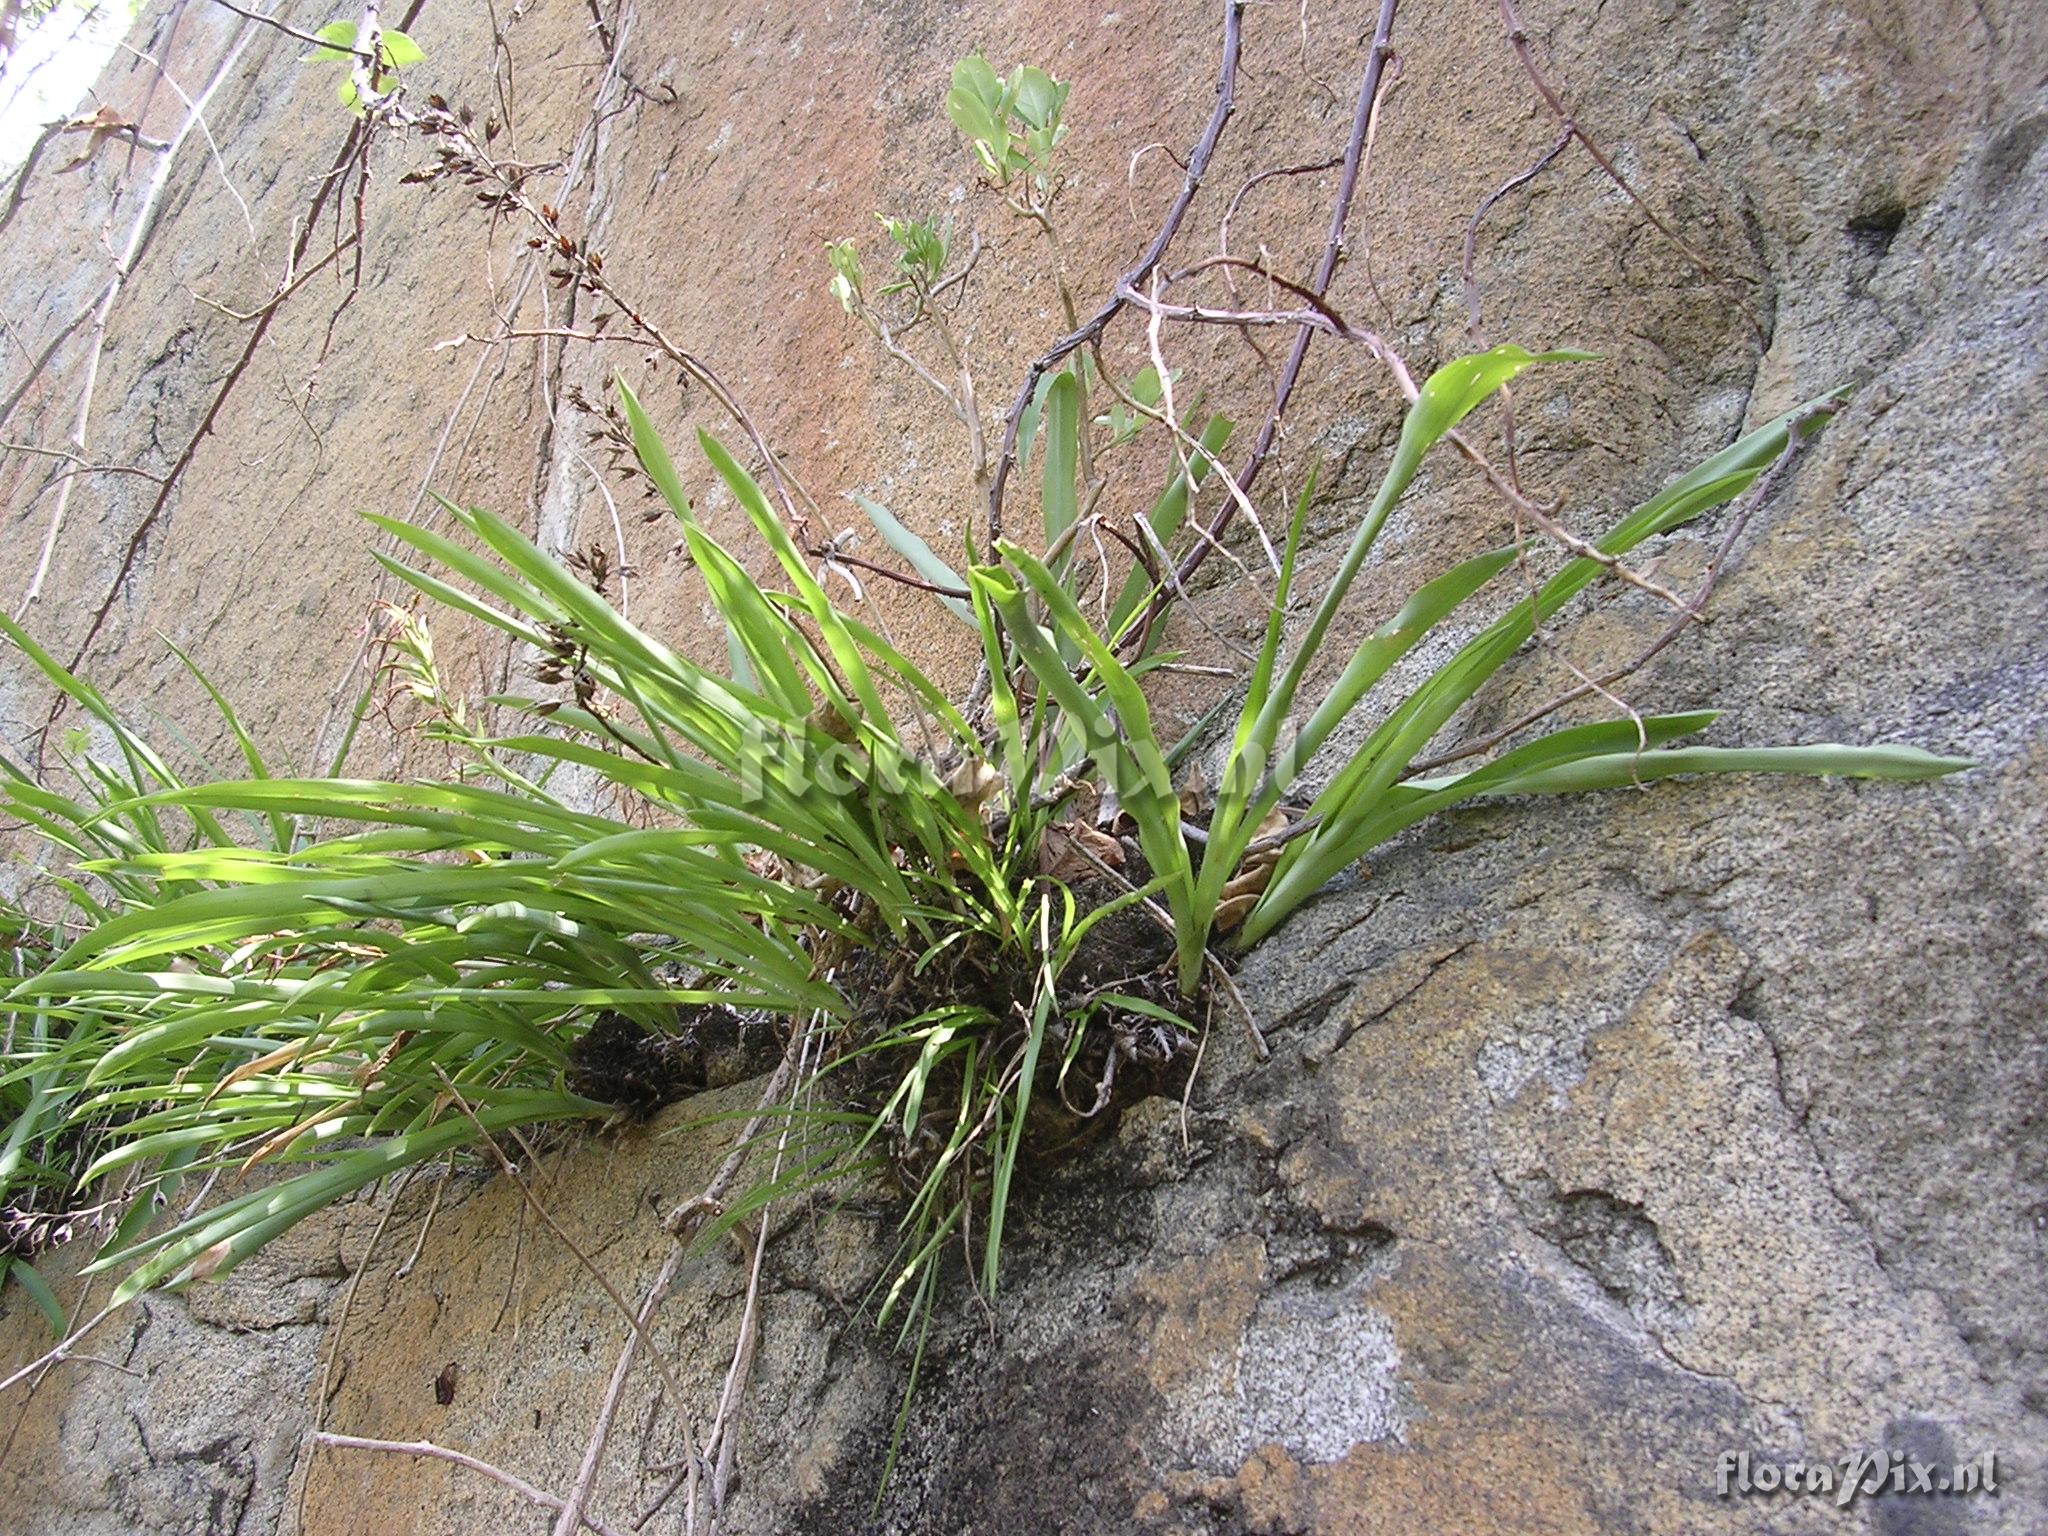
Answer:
[1211, 808, 1288, 934]
[1038, 821, 1124, 883]
[57, 105, 141, 173]
[188, 1240, 233, 1282]
[945, 758, 1000, 813]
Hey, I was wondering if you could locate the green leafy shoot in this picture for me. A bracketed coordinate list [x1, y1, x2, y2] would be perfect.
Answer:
[304, 20, 426, 115]
[878, 214, 952, 296]
[0, 382, 1201, 1327]
[945, 54, 1069, 191]
[826, 239, 865, 313]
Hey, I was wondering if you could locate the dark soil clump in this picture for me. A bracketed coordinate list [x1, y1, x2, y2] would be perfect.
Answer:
[567, 1004, 786, 1115]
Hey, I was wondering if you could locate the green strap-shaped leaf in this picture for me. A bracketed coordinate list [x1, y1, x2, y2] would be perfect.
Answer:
[1323, 711, 1722, 859]
[1248, 384, 1852, 944]
[93, 1092, 602, 1303]
[1470, 742, 1972, 796]
[1106, 412, 1233, 640]
[3, 1259, 67, 1338]
[989, 542, 1199, 988]
[1247, 346, 1593, 764]
[854, 495, 973, 624]
[1263, 542, 1521, 807]
[1040, 370, 1081, 583]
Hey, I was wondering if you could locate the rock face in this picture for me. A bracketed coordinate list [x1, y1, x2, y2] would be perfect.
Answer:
[1, 0, 2042, 1533]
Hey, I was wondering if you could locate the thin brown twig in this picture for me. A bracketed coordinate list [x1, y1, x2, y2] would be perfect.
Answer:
[0, 1302, 118, 1397]
[421, 114, 816, 544]
[1493, 0, 1764, 339]
[1295, 0, 1340, 103]
[292, 1160, 436, 1535]
[1358, 334, 1693, 613]
[1450, 426, 1690, 610]
[204, 0, 377, 59]
[984, 0, 1247, 545]
[0, 1279, 113, 1474]
[0, 303, 91, 432]
[1141, 269, 1280, 578]
[312, 1433, 628, 1536]
[548, 1247, 689, 1536]
[1216, 156, 1341, 299]
[1131, 0, 1401, 649]
[113, 38, 255, 240]
[120, 1, 189, 185]
[315, 134, 374, 363]
[16, 14, 263, 618]
[28, 1350, 139, 1378]
[662, 1024, 809, 1237]
[690, 1030, 813, 1533]
[0, 117, 64, 241]
[1460, 126, 1570, 344]
[43, 0, 434, 743]
[0, 441, 162, 480]
[630, 1021, 817, 1534]
[814, 546, 968, 601]
[842, 274, 988, 482]
[1117, 278, 1364, 341]
[187, 232, 360, 323]
[310, 0, 631, 770]
[431, 1068, 694, 1412]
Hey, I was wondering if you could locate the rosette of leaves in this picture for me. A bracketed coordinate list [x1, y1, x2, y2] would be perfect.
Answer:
[976, 346, 1971, 993]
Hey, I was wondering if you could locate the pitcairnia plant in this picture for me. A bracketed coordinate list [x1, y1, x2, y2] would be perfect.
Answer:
[824, 56, 1962, 999]
[0, 581, 826, 1304]
[0, 378, 1176, 1323]
[0, 348, 1966, 1340]
[967, 346, 1971, 992]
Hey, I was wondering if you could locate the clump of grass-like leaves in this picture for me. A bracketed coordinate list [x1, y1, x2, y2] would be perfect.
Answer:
[0, 352, 1966, 1362]
[0, 379, 1182, 1333]
[983, 347, 1971, 986]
